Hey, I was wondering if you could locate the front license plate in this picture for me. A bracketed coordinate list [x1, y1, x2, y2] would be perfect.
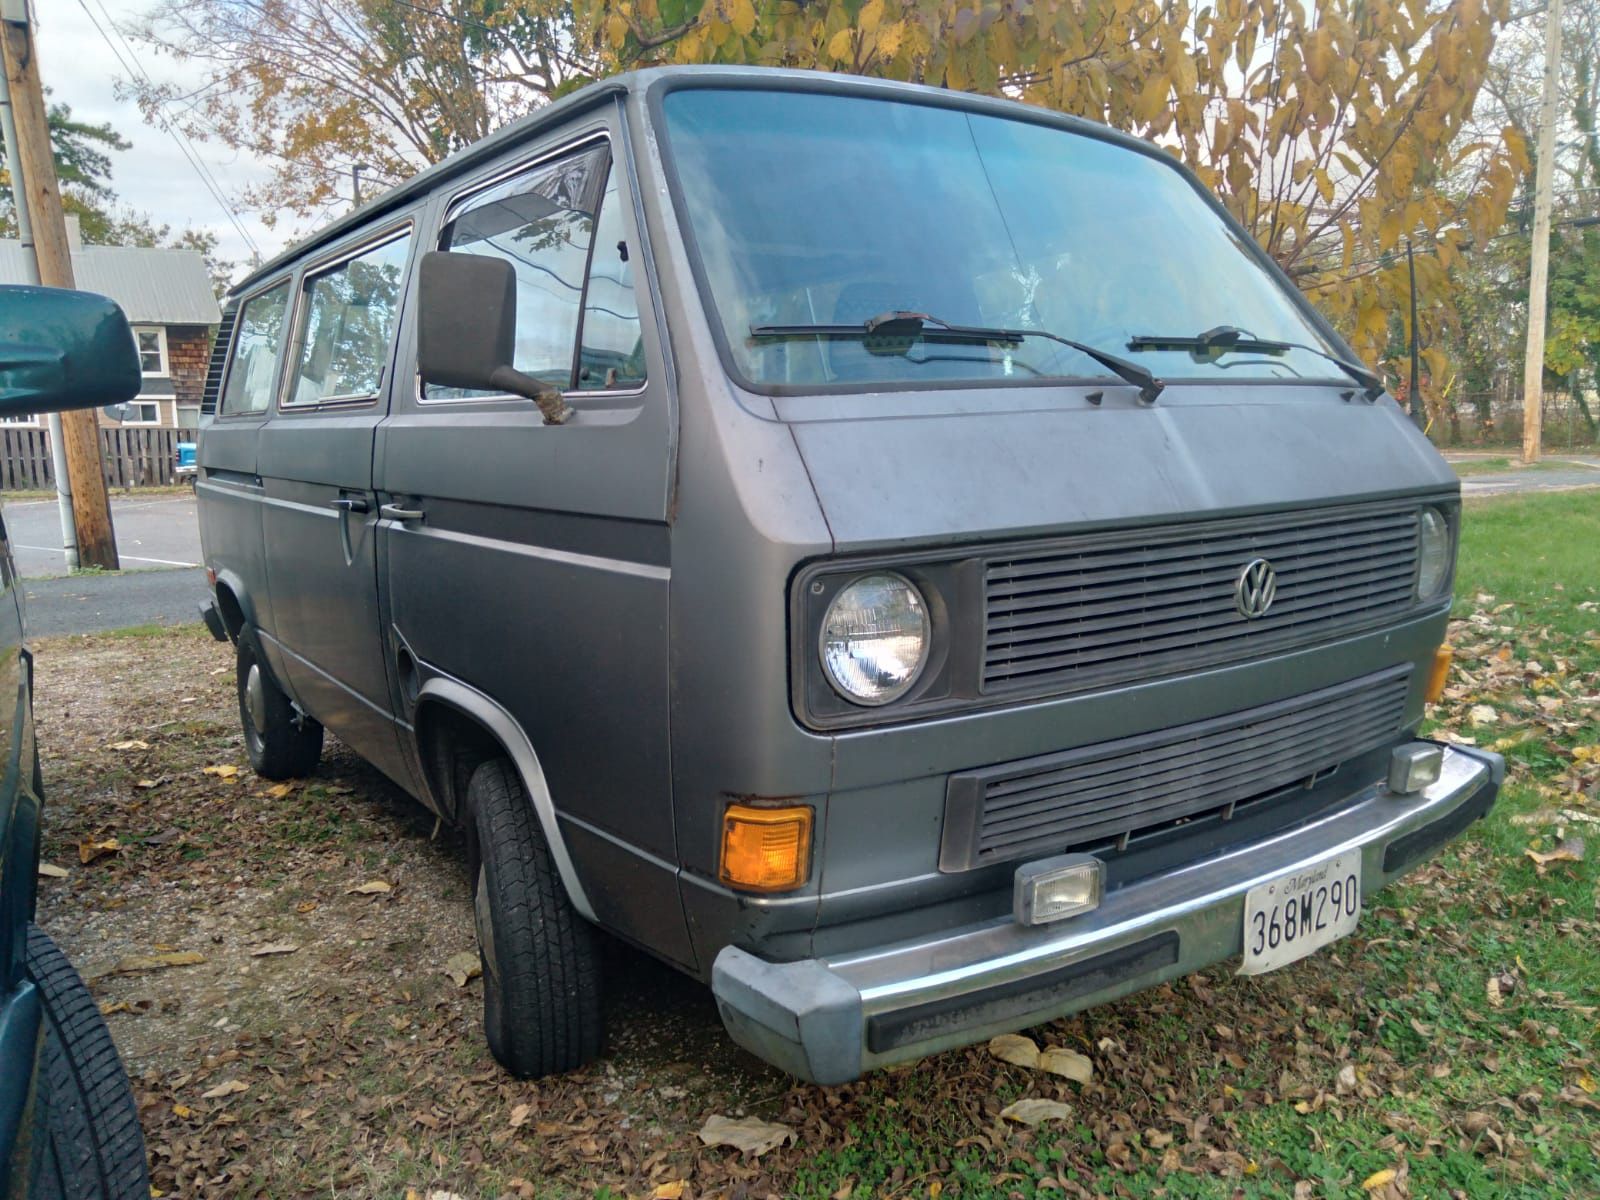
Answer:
[1238, 852, 1362, 975]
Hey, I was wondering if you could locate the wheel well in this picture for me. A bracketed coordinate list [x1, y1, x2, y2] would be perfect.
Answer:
[215, 584, 246, 641]
[414, 701, 506, 827]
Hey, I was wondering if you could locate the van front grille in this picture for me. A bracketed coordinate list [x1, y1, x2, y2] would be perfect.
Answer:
[982, 502, 1421, 698]
[940, 666, 1412, 871]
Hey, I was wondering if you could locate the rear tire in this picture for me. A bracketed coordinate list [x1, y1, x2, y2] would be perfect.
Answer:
[468, 757, 602, 1077]
[236, 636, 322, 780]
[25, 925, 149, 1200]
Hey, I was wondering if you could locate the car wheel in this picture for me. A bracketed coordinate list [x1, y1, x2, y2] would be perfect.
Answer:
[25, 925, 149, 1200]
[236, 636, 322, 780]
[468, 757, 602, 1077]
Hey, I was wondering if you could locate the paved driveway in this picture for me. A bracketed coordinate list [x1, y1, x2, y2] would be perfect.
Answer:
[2, 493, 201, 578]
[21, 568, 209, 638]
[1446, 452, 1600, 497]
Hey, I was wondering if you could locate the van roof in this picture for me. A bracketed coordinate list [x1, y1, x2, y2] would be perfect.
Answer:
[229, 66, 1153, 300]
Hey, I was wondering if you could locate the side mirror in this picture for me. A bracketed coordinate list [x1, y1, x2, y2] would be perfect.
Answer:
[0, 285, 141, 416]
[415, 251, 572, 425]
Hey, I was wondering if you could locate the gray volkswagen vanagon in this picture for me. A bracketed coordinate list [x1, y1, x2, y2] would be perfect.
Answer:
[194, 66, 1502, 1084]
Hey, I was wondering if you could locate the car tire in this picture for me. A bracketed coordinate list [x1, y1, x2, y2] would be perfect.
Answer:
[236, 636, 322, 780]
[467, 757, 602, 1078]
[24, 925, 149, 1200]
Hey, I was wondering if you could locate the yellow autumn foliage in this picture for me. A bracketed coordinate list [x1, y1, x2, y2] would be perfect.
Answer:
[574, 0, 1526, 376]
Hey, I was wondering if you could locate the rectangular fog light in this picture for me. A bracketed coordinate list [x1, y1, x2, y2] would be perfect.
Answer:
[1388, 743, 1444, 795]
[1014, 854, 1103, 926]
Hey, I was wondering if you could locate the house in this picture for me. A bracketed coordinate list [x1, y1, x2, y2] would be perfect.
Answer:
[0, 216, 220, 430]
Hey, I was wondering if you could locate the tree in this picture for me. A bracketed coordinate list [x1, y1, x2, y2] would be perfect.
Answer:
[125, 0, 596, 226]
[127, 0, 1528, 374]
[0, 98, 132, 242]
[1, 99, 236, 294]
[575, 0, 1524, 372]
[1440, 0, 1600, 437]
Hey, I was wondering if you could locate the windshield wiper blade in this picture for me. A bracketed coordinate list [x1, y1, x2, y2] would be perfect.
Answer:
[750, 311, 1164, 403]
[1128, 325, 1385, 400]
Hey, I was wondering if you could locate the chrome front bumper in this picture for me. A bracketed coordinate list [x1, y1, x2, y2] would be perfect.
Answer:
[712, 742, 1502, 1084]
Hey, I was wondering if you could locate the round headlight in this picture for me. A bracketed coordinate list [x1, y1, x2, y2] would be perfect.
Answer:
[819, 573, 930, 706]
[1417, 506, 1451, 598]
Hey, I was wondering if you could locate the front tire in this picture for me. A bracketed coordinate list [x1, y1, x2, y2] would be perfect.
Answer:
[236, 636, 322, 780]
[468, 757, 602, 1077]
[25, 925, 149, 1200]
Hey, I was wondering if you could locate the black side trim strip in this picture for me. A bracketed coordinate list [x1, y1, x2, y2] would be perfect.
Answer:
[1382, 780, 1497, 874]
[865, 931, 1180, 1054]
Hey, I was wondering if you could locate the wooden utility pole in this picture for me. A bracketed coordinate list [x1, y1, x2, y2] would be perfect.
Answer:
[1, 1, 118, 569]
[1521, 0, 1564, 465]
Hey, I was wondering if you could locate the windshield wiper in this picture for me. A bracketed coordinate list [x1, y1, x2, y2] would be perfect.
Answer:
[749, 311, 1164, 404]
[1127, 325, 1384, 400]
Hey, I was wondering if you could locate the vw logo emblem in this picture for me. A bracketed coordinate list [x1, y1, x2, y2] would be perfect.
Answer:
[1235, 558, 1277, 619]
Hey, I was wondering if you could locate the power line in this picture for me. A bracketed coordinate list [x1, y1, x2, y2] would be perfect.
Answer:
[73, 0, 261, 256]
[81, 0, 259, 254]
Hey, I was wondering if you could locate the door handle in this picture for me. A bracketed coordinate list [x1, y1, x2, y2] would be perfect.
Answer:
[380, 504, 426, 523]
[329, 496, 370, 514]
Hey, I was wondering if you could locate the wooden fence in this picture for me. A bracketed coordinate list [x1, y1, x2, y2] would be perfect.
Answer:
[0, 426, 198, 490]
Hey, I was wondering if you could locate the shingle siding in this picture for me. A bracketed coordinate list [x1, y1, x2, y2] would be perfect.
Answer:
[165, 326, 213, 409]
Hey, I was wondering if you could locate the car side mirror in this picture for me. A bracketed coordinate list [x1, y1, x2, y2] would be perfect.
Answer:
[0, 285, 142, 416]
[415, 251, 572, 425]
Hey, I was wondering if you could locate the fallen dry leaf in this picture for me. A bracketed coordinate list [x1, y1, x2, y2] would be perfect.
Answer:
[90, 951, 205, 980]
[988, 1033, 1041, 1069]
[1468, 704, 1498, 725]
[172, 1104, 193, 1119]
[509, 1103, 531, 1129]
[652, 1184, 686, 1200]
[697, 1113, 795, 1157]
[108, 739, 150, 751]
[36, 862, 68, 879]
[1038, 1046, 1093, 1083]
[263, 782, 295, 798]
[77, 837, 121, 865]
[443, 951, 481, 988]
[1525, 837, 1586, 873]
[202, 764, 239, 779]
[999, 1098, 1074, 1126]
[1361, 1167, 1397, 1190]
[345, 880, 392, 895]
[1486, 971, 1518, 1007]
[200, 1079, 249, 1100]
[249, 942, 299, 957]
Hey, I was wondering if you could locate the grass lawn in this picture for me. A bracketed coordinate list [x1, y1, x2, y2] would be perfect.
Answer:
[35, 492, 1600, 1200]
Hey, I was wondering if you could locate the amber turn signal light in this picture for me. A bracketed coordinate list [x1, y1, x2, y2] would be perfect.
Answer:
[720, 804, 812, 892]
[1425, 644, 1453, 703]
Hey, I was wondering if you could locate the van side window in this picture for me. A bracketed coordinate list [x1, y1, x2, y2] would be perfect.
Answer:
[429, 144, 608, 397]
[219, 282, 290, 416]
[576, 175, 645, 391]
[287, 230, 412, 406]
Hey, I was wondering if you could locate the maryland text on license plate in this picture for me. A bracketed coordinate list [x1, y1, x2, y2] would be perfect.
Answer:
[1239, 852, 1361, 975]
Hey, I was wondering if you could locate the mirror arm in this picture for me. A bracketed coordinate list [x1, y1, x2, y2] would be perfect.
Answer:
[487, 365, 573, 426]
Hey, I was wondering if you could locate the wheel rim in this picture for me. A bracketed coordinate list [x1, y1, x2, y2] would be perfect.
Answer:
[245, 662, 267, 733]
[474, 864, 499, 983]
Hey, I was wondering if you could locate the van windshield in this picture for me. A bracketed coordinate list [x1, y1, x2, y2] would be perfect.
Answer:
[660, 88, 1343, 392]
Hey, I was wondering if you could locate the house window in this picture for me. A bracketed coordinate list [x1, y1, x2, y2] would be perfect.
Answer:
[120, 401, 163, 425]
[134, 327, 168, 375]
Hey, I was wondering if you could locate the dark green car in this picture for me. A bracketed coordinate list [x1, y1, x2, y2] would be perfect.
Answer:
[0, 285, 148, 1198]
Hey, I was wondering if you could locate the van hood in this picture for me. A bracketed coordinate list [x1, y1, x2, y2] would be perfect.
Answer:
[772, 385, 1456, 551]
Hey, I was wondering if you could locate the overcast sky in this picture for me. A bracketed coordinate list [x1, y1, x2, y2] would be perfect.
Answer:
[38, 0, 294, 276]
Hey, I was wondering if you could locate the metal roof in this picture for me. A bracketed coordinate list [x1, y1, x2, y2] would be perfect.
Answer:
[0, 240, 220, 325]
